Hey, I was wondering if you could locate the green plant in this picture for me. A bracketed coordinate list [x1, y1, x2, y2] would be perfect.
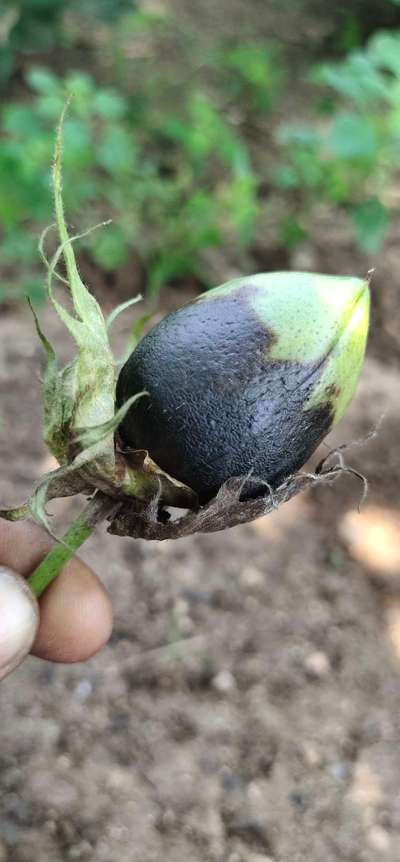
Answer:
[0, 51, 260, 305]
[215, 41, 285, 114]
[0, 1, 63, 82]
[0, 67, 127, 303]
[273, 29, 400, 252]
[0, 0, 134, 85]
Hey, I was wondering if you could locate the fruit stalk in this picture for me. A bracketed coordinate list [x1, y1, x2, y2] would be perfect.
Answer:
[28, 493, 118, 597]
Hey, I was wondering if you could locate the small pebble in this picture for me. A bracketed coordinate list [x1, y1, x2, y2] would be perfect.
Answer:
[240, 565, 265, 591]
[330, 762, 347, 782]
[212, 669, 236, 694]
[339, 507, 400, 579]
[174, 598, 190, 616]
[74, 679, 93, 702]
[161, 808, 177, 829]
[246, 854, 276, 862]
[56, 755, 71, 771]
[302, 741, 322, 768]
[368, 825, 390, 852]
[304, 651, 330, 679]
[291, 244, 317, 272]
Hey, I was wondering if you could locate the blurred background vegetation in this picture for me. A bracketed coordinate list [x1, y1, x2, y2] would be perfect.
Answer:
[1, 0, 400, 311]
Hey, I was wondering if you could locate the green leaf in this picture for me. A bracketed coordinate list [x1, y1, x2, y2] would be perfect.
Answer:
[97, 126, 135, 174]
[63, 119, 92, 167]
[279, 216, 307, 249]
[276, 123, 322, 149]
[329, 113, 378, 159]
[2, 104, 42, 137]
[0, 233, 37, 265]
[91, 223, 129, 271]
[22, 277, 47, 306]
[0, 46, 13, 84]
[0, 277, 46, 307]
[221, 174, 258, 244]
[93, 89, 127, 120]
[64, 71, 94, 99]
[26, 68, 61, 96]
[36, 94, 66, 121]
[311, 55, 388, 105]
[351, 199, 389, 253]
[272, 165, 299, 189]
[368, 32, 400, 77]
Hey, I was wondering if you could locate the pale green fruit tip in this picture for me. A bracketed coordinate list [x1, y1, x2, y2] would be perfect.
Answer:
[205, 270, 370, 427]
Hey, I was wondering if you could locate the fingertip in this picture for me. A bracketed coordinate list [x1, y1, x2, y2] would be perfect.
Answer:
[32, 557, 113, 663]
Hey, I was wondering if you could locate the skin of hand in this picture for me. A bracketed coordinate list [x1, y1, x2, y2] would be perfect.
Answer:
[0, 519, 113, 681]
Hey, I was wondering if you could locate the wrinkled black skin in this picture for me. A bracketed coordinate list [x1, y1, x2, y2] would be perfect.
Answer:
[116, 286, 334, 503]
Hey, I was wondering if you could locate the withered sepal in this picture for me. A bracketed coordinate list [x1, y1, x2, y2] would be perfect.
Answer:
[107, 450, 367, 541]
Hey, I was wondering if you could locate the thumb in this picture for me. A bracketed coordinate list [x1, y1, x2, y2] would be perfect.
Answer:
[0, 566, 39, 681]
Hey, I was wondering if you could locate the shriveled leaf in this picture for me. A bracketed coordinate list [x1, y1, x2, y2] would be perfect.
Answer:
[109, 452, 365, 540]
[0, 504, 31, 522]
[115, 448, 199, 508]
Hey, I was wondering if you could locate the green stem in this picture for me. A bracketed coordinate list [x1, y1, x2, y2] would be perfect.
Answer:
[28, 493, 118, 598]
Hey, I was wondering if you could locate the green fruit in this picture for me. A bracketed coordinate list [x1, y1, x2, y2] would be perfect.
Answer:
[116, 272, 370, 502]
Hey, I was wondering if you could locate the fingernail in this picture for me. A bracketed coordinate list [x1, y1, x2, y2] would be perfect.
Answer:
[0, 566, 39, 681]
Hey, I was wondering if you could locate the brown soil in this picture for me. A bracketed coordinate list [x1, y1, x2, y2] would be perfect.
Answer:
[1, 4, 400, 858]
[0, 295, 400, 862]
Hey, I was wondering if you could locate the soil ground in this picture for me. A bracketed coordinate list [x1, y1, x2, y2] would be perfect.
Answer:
[0, 294, 400, 862]
[1, 2, 400, 859]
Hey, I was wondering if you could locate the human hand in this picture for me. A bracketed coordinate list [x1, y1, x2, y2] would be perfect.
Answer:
[0, 519, 113, 681]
